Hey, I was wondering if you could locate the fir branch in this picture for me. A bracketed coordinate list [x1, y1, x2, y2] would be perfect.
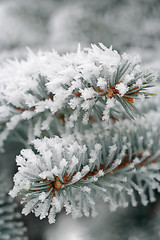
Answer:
[0, 44, 155, 149]
[10, 113, 160, 223]
[0, 174, 28, 240]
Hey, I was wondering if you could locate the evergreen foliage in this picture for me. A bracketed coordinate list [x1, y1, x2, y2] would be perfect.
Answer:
[0, 174, 28, 240]
[9, 112, 160, 223]
[0, 0, 160, 238]
[1, 43, 157, 224]
[0, 44, 154, 150]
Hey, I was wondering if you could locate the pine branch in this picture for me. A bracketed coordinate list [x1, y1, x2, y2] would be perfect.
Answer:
[0, 174, 28, 240]
[0, 44, 155, 150]
[9, 112, 160, 223]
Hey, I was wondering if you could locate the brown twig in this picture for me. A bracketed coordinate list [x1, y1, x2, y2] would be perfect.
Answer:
[42, 152, 157, 198]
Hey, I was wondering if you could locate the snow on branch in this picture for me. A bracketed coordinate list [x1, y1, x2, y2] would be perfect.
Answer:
[10, 113, 160, 223]
[0, 44, 155, 149]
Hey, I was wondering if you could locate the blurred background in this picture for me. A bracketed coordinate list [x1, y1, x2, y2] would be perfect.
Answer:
[0, 0, 160, 239]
